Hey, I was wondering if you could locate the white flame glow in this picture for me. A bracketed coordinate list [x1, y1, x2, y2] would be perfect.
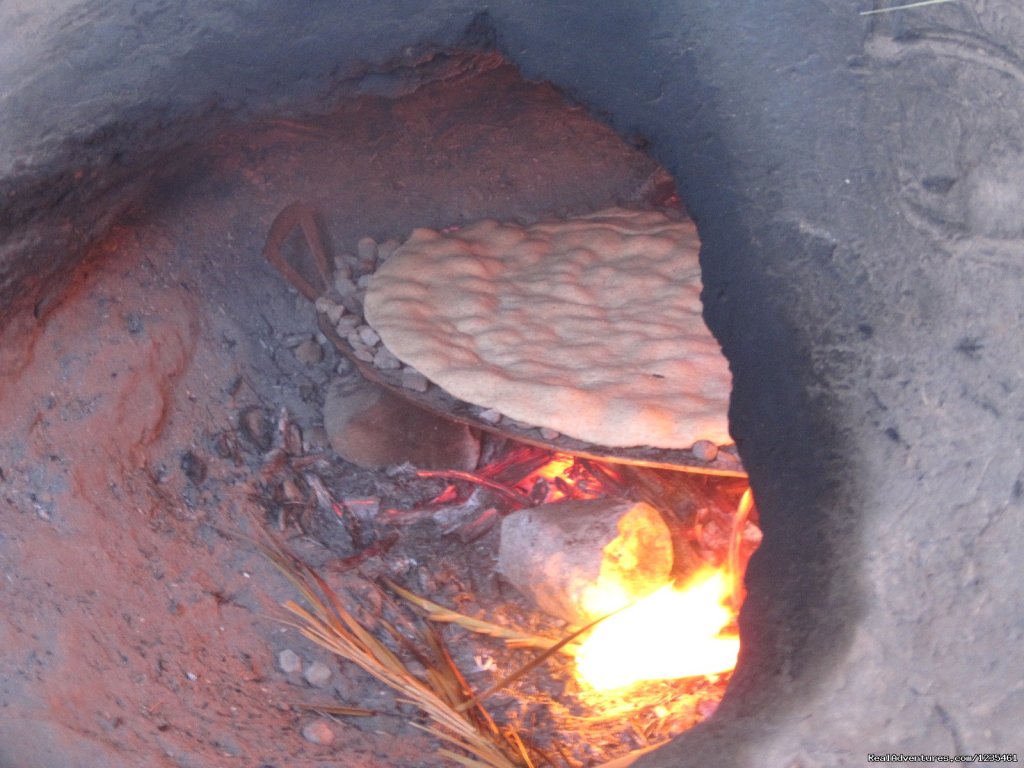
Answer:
[574, 569, 740, 691]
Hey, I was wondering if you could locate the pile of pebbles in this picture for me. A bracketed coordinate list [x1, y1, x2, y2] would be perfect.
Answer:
[314, 236, 430, 394]
[276, 648, 338, 745]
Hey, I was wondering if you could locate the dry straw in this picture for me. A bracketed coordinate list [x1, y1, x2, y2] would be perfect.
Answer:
[259, 540, 535, 768]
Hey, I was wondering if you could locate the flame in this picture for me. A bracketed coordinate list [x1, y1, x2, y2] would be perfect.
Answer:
[574, 568, 740, 691]
[530, 453, 575, 483]
[513, 452, 578, 503]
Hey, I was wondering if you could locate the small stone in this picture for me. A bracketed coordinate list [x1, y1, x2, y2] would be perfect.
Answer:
[277, 649, 302, 675]
[357, 325, 380, 347]
[334, 275, 358, 295]
[357, 274, 372, 289]
[356, 236, 378, 262]
[377, 238, 401, 262]
[294, 339, 324, 365]
[301, 720, 335, 745]
[691, 440, 719, 462]
[352, 345, 374, 363]
[478, 408, 502, 424]
[303, 660, 332, 688]
[743, 522, 763, 545]
[539, 427, 560, 440]
[332, 255, 353, 279]
[373, 346, 401, 370]
[340, 292, 363, 315]
[400, 367, 429, 392]
[335, 315, 359, 334]
[314, 296, 345, 325]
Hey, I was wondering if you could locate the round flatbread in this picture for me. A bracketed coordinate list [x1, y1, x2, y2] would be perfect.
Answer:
[363, 208, 731, 449]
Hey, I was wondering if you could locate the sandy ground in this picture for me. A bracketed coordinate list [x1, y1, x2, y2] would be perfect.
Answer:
[0, 63, 665, 768]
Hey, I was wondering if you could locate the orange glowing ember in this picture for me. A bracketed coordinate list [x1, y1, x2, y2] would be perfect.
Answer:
[575, 568, 740, 690]
[530, 453, 576, 483]
[514, 452, 578, 503]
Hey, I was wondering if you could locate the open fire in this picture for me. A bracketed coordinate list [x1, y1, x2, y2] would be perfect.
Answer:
[524, 458, 752, 692]
[259, 432, 760, 765]
[574, 569, 740, 690]
[416, 447, 758, 694]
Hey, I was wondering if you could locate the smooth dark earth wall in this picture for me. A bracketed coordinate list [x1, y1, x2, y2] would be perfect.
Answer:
[1, 2, 1021, 766]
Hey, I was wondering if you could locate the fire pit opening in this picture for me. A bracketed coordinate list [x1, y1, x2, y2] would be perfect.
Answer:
[1, 46, 769, 767]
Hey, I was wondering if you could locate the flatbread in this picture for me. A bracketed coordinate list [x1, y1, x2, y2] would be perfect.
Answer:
[363, 208, 731, 449]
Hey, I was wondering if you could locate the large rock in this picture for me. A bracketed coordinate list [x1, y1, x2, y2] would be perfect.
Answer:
[323, 373, 480, 470]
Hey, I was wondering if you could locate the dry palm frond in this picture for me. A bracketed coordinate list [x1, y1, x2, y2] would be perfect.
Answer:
[258, 540, 529, 768]
[385, 579, 580, 655]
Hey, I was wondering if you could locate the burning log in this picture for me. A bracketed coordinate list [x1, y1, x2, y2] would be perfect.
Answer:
[497, 498, 674, 626]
